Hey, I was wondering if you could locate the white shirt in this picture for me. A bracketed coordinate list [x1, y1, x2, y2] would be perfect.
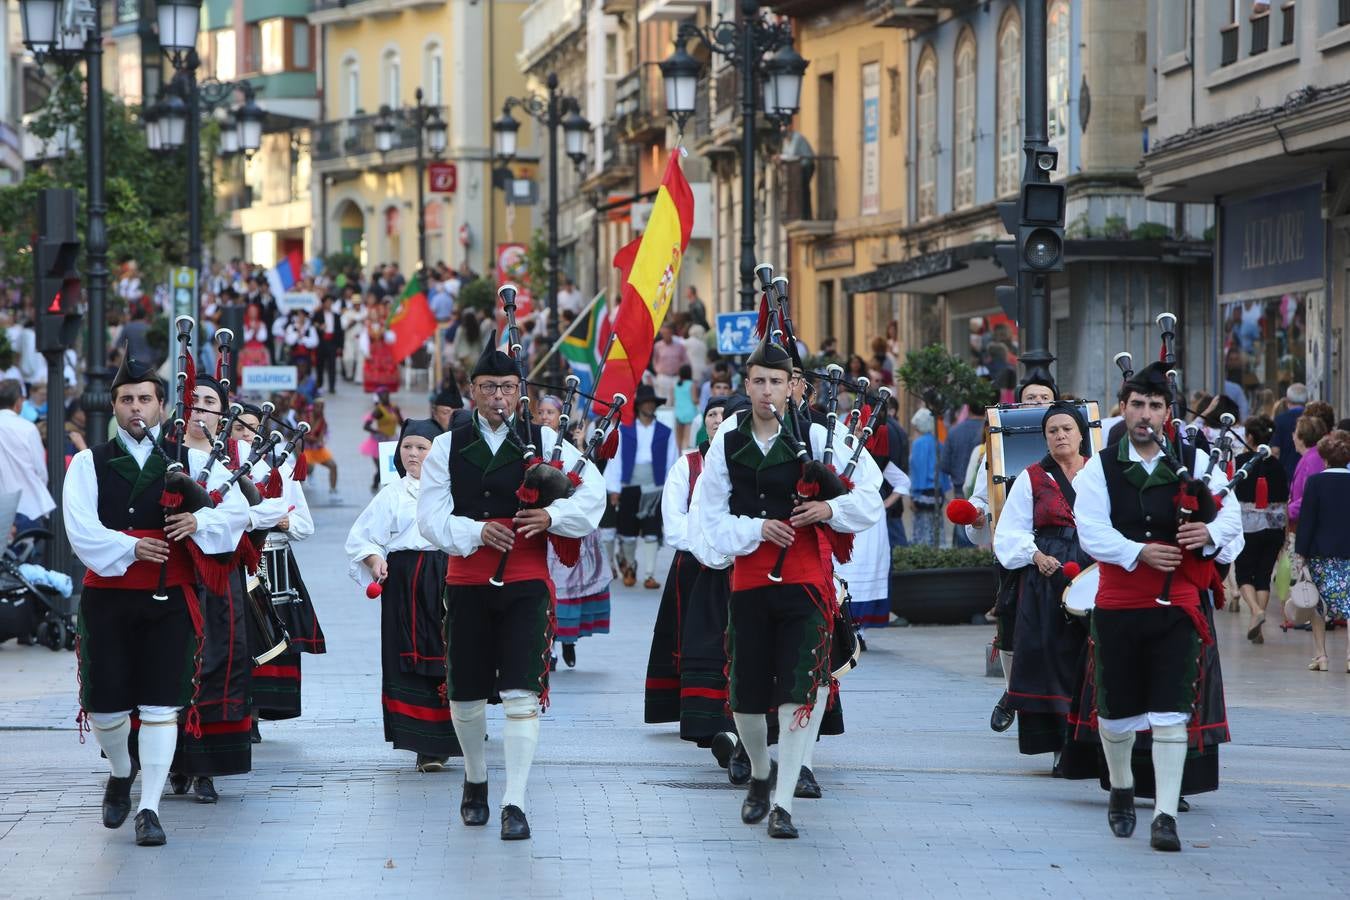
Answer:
[346, 474, 434, 588]
[695, 410, 884, 561]
[285, 321, 320, 350]
[883, 461, 910, 497]
[604, 419, 680, 493]
[0, 409, 56, 519]
[63, 428, 249, 577]
[417, 413, 606, 557]
[661, 453, 697, 551]
[1073, 440, 1243, 571]
[246, 451, 314, 539]
[992, 462, 1081, 571]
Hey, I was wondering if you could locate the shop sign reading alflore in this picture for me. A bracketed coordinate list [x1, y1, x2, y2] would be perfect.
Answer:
[1219, 182, 1324, 298]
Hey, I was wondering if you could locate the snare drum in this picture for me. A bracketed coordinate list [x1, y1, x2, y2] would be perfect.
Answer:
[830, 576, 861, 680]
[246, 577, 291, 666]
[1061, 563, 1099, 618]
[261, 534, 298, 603]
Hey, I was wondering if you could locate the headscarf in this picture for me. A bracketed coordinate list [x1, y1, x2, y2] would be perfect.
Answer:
[393, 418, 442, 478]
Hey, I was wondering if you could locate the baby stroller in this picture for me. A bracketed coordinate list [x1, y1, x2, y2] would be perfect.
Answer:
[0, 493, 76, 651]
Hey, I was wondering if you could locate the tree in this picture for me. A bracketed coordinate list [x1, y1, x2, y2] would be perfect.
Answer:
[0, 70, 219, 305]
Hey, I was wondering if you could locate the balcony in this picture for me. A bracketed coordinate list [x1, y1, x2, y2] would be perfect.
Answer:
[582, 126, 637, 193]
[613, 63, 667, 144]
[863, 0, 946, 28]
[778, 156, 837, 229]
[310, 0, 439, 26]
[311, 107, 444, 171]
[519, 0, 586, 73]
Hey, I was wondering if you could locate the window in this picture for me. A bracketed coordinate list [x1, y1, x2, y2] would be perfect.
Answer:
[214, 29, 236, 82]
[245, 23, 261, 74]
[342, 56, 360, 117]
[1047, 1, 1070, 144]
[916, 49, 937, 219]
[382, 49, 402, 109]
[293, 23, 311, 70]
[260, 19, 286, 74]
[997, 11, 1022, 196]
[424, 42, 443, 106]
[953, 31, 976, 210]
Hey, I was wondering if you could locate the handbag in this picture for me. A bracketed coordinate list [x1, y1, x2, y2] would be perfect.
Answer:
[1288, 566, 1321, 611]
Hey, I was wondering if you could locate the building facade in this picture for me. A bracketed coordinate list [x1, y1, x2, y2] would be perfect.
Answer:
[1139, 0, 1350, 412]
[309, 0, 533, 275]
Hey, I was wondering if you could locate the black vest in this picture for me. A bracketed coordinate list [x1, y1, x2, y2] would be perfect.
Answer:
[723, 417, 802, 520]
[91, 439, 172, 531]
[1100, 438, 1182, 543]
[448, 417, 545, 520]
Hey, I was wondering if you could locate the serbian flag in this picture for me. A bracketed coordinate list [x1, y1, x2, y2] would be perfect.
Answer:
[265, 250, 304, 299]
[387, 278, 438, 365]
[593, 152, 695, 422]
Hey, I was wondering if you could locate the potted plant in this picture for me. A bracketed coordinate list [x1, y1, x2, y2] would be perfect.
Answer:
[890, 545, 998, 625]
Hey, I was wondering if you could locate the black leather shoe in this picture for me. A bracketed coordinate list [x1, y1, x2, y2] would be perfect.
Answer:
[1178, 797, 1190, 813]
[193, 777, 218, 804]
[990, 694, 1015, 732]
[562, 643, 576, 668]
[500, 804, 531, 840]
[767, 806, 798, 839]
[1108, 788, 1136, 838]
[710, 732, 737, 770]
[794, 766, 821, 799]
[460, 780, 489, 826]
[102, 775, 134, 829]
[1150, 813, 1181, 852]
[741, 764, 775, 825]
[134, 810, 166, 846]
[250, 719, 261, 744]
[727, 742, 752, 786]
[169, 773, 190, 795]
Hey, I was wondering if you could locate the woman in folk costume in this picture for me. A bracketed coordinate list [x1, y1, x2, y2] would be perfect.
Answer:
[549, 417, 612, 669]
[229, 406, 326, 728]
[238, 304, 272, 370]
[361, 317, 399, 394]
[991, 402, 1094, 772]
[346, 418, 462, 772]
[645, 399, 730, 736]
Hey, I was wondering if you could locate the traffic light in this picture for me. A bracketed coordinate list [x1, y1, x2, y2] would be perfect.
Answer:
[34, 189, 82, 354]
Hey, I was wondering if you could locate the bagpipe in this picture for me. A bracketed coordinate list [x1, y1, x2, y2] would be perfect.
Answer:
[489, 284, 624, 584]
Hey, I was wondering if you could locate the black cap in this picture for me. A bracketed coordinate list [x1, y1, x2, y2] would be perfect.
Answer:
[238, 402, 264, 419]
[393, 418, 442, 477]
[634, 383, 666, 408]
[722, 393, 752, 420]
[195, 374, 228, 410]
[432, 382, 463, 409]
[745, 335, 793, 374]
[111, 350, 164, 394]
[1041, 401, 1091, 456]
[703, 397, 730, 419]
[471, 328, 518, 379]
[1016, 370, 1060, 402]
[1121, 361, 1173, 405]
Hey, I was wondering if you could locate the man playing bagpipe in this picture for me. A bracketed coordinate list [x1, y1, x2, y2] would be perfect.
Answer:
[417, 287, 605, 841]
[695, 336, 882, 839]
[1072, 361, 1242, 851]
[63, 350, 249, 846]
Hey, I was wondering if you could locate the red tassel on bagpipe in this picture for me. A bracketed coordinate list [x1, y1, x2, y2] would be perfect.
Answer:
[185, 541, 233, 596]
[182, 351, 197, 402]
[548, 534, 582, 568]
[263, 466, 283, 499]
[795, 478, 821, 499]
[1254, 476, 1269, 509]
[293, 443, 309, 482]
[755, 293, 770, 338]
[516, 485, 540, 504]
[866, 421, 890, 456]
[159, 489, 184, 510]
[236, 535, 261, 574]
[823, 529, 854, 564]
[1177, 492, 1199, 514]
[839, 475, 855, 492]
[567, 471, 583, 488]
[1226, 459, 1235, 480]
[208, 489, 223, 506]
[599, 427, 619, 460]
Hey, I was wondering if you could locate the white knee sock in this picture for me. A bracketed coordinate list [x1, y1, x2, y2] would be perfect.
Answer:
[999, 651, 1014, 691]
[637, 538, 659, 580]
[775, 689, 829, 816]
[135, 707, 181, 815]
[731, 713, 772, 781]
[1150, 723, 1188, 820]
[799, 688, 830, 772]
[450, 700, 488, 783]
[619, 537, 636, 568]
[500, 692, 540, 811]
[89, 712, 133, 778]
[1100, 727, 1137, 791]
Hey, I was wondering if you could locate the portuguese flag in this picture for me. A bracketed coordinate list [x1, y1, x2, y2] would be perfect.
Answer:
[387, 276, 438, 364]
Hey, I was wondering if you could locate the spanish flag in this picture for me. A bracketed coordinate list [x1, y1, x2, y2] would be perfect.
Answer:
[593, 153, 695, 421]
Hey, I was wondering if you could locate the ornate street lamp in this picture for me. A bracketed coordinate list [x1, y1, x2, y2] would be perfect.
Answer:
[18, 0, 61, 59]
[492, 109, 521, 161]
[143, 100, 164, 152]
[562, 107, 591, 167]
[234, 94, 265, 153]
[374, 105, 397, 154]
[218, 112, 239, 157]
[158, 91, 189, 151]
[425, 108, 448, 157]
[762, 44, 807, 119]
[156, 0, 202, 68]
[658, 39, 700, 132]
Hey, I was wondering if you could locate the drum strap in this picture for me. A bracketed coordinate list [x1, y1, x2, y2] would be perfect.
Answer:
[1039, 455, 1079, 508]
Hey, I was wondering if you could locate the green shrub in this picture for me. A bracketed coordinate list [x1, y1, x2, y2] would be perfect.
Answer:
[457, 277, 497, 316]
[892, 545, 996, 572]
[1131, 221, 1172, 241]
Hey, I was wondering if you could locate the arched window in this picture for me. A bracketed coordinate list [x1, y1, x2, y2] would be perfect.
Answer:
[423, 41, 443, 107]
[341, 55, 360, 117]
[997, 10, 1022, 196]
[953, 31, 976, 210]
[1047, 0, 1070, 144]
[382, 48, 401, 109]
[916, 48, 938, 220]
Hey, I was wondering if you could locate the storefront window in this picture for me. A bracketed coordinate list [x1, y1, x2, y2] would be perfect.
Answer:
[1221, 294, 1307, 410]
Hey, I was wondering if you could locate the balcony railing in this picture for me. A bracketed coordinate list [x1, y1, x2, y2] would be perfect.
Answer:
[1250, 11, 1269, 55]
[1220, 23, 1239, 66]
[613, 63, 666, 141]
[312, 107, 444, 162]
[778, 156, 837, 224]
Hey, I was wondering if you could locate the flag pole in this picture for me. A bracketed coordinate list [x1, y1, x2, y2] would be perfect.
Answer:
[527, 290, 606, 380]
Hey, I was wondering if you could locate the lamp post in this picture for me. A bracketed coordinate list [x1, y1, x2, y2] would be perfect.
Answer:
[19, 0, 113, 445]
[660, 0, 805, 312]
[493, 73, 589, 389]
[375, 87, 447, 291]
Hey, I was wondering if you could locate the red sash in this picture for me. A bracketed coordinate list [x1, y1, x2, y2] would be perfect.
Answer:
[1097, 549, 1219, 644]
[445, 519, 551, 586]
[731, 524, 834, 594]
[83, 529, 195, 590]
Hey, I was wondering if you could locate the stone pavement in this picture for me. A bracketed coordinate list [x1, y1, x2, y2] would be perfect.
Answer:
[2, 381, 1348, 899]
